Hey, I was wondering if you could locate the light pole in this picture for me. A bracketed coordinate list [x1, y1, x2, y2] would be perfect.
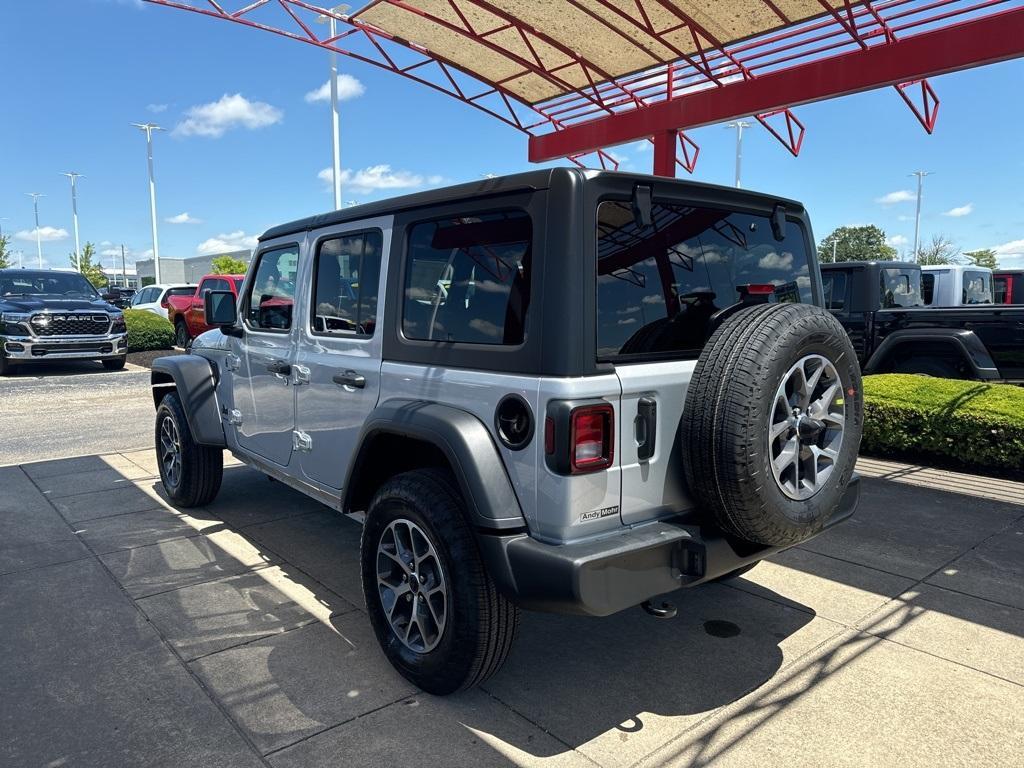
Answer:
[26, 193, 44, 267]
[725, 120, 752, 188]
[316, 5, 350, 211]
[132, 122, 165, 283]
[62, 172, 84, 270]
[910, 170, 931, 263]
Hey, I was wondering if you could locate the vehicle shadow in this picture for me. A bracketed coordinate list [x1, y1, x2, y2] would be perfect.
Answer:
[3, 360, 131, 377]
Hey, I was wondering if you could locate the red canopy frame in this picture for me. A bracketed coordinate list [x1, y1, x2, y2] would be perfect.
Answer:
[142, 0, 1024, 176]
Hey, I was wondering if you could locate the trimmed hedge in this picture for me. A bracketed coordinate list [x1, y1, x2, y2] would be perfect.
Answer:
[124, 309, 174, 352]
[862, 374, 1024, 471]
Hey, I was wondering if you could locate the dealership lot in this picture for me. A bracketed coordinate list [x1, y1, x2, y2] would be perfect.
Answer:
[2, 435, 1022, 766]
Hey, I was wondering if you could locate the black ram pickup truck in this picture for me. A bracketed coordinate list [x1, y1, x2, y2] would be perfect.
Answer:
[0, 268, 128, 375]
[821, 261, 1024, 383]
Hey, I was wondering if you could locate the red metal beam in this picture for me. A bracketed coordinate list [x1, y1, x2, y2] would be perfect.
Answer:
[529, 6, 1024, 162]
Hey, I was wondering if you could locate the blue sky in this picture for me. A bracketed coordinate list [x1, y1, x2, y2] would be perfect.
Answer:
[2, 0, 1023, 272]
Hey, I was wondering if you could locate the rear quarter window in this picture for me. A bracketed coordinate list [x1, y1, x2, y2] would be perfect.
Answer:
[596, 200, 812, 360]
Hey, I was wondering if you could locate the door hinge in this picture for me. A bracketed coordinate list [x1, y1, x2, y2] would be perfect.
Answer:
[292, 365, 311, 386]
[292, 430, 313, 453]
[227, 409, 243, 426]
[225, 353, 241, 372]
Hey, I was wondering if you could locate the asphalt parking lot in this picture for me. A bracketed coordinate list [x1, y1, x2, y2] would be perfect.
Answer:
[2, 442, 1022, 767]
[0, 362, 154, 463]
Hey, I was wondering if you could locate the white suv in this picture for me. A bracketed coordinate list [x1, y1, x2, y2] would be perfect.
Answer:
[130, 283, 195, 319]
[149, 169, 863, 695]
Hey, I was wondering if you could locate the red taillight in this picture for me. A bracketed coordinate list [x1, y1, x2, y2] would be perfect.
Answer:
[743, 283, 776, 295]
[570, 404, 614, 474]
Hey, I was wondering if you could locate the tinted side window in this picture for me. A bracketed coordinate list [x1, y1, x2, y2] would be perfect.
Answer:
[402, 211, 531, 345]
[245, 247, 299, 331]
[822, 272, 847, 311]
[880, 268, 923, 308]
[921, 273, 935, 305]
[962, 270, 992, 304]
[596, 201, 812, 360]
[994, 276, 1008, 304]
[311, 230, 383, 336]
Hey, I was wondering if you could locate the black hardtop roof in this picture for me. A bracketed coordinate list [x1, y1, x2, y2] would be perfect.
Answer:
[259, 167, 806, 243]
[822, 260, 920, 270]
[995, 268, 1024, 275]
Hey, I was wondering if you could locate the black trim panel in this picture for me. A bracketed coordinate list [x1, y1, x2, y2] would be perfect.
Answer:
[151, 355, 226, 447]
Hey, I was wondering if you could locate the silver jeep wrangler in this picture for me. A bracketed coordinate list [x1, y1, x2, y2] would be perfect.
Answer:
[151, 169, 862, 695]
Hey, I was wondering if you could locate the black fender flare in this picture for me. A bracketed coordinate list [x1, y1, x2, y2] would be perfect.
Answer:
[343, 400, 526, 531]
[151, 355, 226, 447]
[865, 329, 1000, 379]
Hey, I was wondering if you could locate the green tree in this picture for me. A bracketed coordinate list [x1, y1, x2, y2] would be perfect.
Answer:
[69, 242, 109, 288]
[210, 254, 248, 275]
[0, 234, 12, 269]
[818, 225, 897, 263]
[916, 234, 961, 266]
[964, 248, 998, 270]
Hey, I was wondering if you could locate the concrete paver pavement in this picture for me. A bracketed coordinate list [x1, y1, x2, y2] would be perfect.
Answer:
[1, 449, 1022, 767]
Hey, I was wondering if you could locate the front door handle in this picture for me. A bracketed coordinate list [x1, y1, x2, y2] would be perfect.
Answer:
[267, 360, 292, 376]
[333, 370, 366, 389]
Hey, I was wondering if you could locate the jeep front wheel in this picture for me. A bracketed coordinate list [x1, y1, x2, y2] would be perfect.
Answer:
[361, 469, 519, 695]
[155, 391, 223, 507]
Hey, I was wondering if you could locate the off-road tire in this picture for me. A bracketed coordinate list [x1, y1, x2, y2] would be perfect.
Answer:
[681, 303, 863, 547]
[103, 356, 127, 371]
[155, 391, 223, 507]
[174, 319, 190, 349]
[361, 469, 519, 695]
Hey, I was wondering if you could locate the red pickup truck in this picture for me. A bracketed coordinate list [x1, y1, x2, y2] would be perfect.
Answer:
[167, 274, 245, 347]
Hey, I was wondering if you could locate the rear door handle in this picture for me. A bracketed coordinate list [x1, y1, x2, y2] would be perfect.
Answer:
[333, 370, 366, 389]
[267, 360, 292, 376]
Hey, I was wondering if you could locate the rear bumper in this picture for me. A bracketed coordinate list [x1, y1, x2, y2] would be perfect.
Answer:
[479, 475, 860, 616]
[2, 333, 128, 361]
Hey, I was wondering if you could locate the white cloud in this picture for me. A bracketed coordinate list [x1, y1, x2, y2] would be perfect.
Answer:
[942, 203, 974, 218]
[15, 226, 69, 242]
[993, 239, 1024, 257]
[166, 211, 202, 224]
[305, 74, 365, 103]
[887, 234, 909, 247]
[318, 164, 444, 194]
[196, 231, 259, 255]
[633, 141, 652, 153]
[173, 94, 282, 138]
[147, 103, 168, 113]
[758, 251, 794, 270]
[876, 190, 915, 204]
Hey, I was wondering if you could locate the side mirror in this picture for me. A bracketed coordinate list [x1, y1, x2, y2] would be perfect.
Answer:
[204, 290, 239, 332]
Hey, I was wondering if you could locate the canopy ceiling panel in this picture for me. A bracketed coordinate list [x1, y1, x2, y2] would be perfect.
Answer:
[355, 0, 847, 104]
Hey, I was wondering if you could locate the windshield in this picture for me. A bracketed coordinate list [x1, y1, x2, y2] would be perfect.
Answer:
[962, 270, 993, 304]
[0, 271, 99, 299]
[596, 200, 812, 360]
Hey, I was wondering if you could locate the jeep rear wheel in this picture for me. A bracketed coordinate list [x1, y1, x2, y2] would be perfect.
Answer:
[361, 469, 519, 695]
[155, 391, 223, 507]
[681, 303, 863, 547]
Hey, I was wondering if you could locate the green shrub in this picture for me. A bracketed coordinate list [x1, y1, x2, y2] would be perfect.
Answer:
[124, 309, 174, 352]
[862, 374, 1024, 471]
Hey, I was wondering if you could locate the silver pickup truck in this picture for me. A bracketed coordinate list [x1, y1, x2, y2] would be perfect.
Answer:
[150, 169, 862, 695]
[0, 269, 128, 374]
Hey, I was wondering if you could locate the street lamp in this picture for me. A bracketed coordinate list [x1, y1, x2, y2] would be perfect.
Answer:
[910, 170, 932, 263]
[316, 4, 350, 212]
[725, 121, 752, 188]
[25, 193, 44, 267]
[131, 122, 165, 283]
[61, 172, 85, 269]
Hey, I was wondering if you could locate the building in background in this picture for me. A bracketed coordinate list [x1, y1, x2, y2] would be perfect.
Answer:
[135, 249, 252, 285]
[102, 266, 140, 290]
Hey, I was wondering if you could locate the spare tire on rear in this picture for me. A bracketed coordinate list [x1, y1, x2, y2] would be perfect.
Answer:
[681, 302, 862, 547]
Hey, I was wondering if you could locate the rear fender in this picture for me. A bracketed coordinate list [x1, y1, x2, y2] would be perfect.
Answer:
[865, 329, 999, 379]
